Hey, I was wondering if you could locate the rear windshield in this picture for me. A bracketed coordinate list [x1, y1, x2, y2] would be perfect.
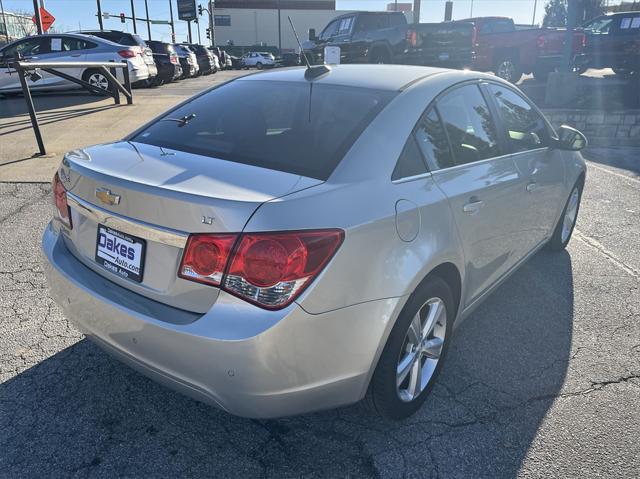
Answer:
[132, 80, 395, 180]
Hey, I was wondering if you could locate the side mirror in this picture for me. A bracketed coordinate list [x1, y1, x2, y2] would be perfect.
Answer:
[308, 28, 317, 42]
[552, 125, 587, 151]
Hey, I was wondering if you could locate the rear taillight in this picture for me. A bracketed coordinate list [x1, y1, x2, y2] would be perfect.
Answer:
[179, 230, 344, 309]
[52, 172, 72, 229]
[179, 234, 237, 286]
[471, 25, 478, 47]
[118, 49, 137, 59]
[170, 54, 179, 65]
[406, 29, 417, 48]
[537, 34, 546, 50]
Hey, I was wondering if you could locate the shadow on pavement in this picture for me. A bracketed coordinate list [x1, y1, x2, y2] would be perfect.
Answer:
[0, 250, 573, 477]
[0, 91, 109, 119]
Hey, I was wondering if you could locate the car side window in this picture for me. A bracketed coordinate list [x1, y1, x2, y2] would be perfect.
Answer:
[436, 84, 501, 165]
[61, 37, 96, 51]
[488, 84, 549, 152]
[2, 38, 47, 58]
[414, 109, 455, 171]
[392, 136, 428, 181]
[320, 19, 340, 40]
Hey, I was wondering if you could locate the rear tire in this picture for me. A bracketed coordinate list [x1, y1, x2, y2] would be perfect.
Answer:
[82, 69, 113, 95]
[364, 276, 454, 420]
[256, 62, 263, 70]
[495, 57, 523, 83]
[547, 178, 584, 251]
[532, 67, 552, 82]
[370, 48, 391, 64]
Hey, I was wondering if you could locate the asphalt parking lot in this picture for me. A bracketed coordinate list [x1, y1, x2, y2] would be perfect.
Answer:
[0, 149, 637, 477]
[1, 70, 639, 477]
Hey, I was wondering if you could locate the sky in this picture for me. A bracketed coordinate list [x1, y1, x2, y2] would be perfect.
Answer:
[0, 0, 624, 43]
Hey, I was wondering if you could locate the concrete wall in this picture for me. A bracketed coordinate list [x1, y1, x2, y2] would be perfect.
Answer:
[213, 8, 412, 51]
[543, 109, 640, 146]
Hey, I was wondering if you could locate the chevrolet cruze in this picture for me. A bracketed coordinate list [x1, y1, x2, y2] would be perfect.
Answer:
[43, 65, 586, 419]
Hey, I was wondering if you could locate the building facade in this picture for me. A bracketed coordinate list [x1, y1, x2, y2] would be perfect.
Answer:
[0, 12, 36, 45]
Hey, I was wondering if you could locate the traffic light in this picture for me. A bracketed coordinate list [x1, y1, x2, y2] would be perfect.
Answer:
[206, 28, 211, 39]
[120, 13, 126, 23]
[198, 4, 204, 16]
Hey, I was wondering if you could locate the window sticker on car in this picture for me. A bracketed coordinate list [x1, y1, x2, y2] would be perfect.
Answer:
[51, 38, 62, 51]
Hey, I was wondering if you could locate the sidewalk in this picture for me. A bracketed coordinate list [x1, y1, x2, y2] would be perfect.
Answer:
[0, 71, 243, 183]
[0, 94, 186, 182]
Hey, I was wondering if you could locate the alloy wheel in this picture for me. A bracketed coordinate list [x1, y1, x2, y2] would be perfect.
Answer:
[396, 297, 447, 402]
[561, 187, 580, 243]
[88, 72, 109, 91]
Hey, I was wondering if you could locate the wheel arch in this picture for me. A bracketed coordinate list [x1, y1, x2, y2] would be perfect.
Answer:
[360, 259, 464, 401]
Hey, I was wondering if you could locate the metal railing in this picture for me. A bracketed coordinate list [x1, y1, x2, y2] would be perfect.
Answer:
[7, 60, 134, 156]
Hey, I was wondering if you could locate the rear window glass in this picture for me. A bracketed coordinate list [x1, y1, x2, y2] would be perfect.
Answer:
[132, 80, 394, 180]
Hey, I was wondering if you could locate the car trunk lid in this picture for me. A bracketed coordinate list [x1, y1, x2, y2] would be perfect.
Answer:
[58, 141, 322, 313]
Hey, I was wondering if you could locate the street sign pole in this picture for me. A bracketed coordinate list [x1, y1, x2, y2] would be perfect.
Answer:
[188, 20, 192, 43]
[32, 0, 43, 34]
[130, 0, 137, 33]
[169, 0, 176, 43]
[144, 0, 151, 40]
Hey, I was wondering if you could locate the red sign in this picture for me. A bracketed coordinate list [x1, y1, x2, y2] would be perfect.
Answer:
[32, 7, 55, 33]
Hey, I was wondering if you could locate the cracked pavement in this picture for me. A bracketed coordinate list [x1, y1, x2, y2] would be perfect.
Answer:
[1, 148, 639, 478]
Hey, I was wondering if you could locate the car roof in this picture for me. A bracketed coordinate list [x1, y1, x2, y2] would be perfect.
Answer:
[238, 64, 453, 91]
[0, 32, 124, 49]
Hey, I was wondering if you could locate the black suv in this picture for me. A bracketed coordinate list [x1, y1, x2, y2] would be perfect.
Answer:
[179, 43, 216, 75]
[303, 12, 408, 65]
[146, 41, 182, 85]
[580, 11, 640, 76]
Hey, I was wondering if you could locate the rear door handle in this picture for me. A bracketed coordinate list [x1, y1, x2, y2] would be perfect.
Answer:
[526, 182, 538, 192]
[463, 200, 484, 215]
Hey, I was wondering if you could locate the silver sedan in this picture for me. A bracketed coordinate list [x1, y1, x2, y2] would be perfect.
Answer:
[43, 65, 586, 419]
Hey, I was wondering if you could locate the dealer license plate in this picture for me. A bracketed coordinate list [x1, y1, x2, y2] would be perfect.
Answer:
[95, 225, 146, 283]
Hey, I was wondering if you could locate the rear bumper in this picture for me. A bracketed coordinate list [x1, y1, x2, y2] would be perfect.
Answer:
[42, 223, 399, 418]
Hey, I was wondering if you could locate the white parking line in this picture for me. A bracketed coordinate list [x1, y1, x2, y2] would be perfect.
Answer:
[574, 229, 639, 279]
[586, 161, 640, 186]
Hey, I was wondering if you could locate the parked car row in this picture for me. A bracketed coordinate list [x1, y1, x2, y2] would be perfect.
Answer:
[302, 10, 640, 83]
[0, 30, 225, 95]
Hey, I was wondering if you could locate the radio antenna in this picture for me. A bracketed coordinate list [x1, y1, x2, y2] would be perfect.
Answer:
[287, 15, 331, 80]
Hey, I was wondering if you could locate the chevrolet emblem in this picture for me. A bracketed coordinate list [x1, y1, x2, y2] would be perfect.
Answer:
[95, 188, 121, 206]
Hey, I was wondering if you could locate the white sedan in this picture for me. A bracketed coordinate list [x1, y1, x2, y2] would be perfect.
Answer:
[0, 33, 150, 93]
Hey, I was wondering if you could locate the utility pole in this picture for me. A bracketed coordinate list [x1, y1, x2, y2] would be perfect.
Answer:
[144, 0, 151, 40]
[562, 0, 578, 72]
[33, 0, 43, 34]
[394, 0, 398, 11]
[277, 0, 281, 52]
[0, 0, 8, 42]
[169, 0, 176, 43]
[130, 0, 137, 33]
[470, 0, 474, 17]
[413, 0, 420, 23]
[196, 17, 201, 43]
[532, 0, 538, 25]
[209, 0, 215, 47]
[188, 20, 192, 43]
[96, 0, 104, 31]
